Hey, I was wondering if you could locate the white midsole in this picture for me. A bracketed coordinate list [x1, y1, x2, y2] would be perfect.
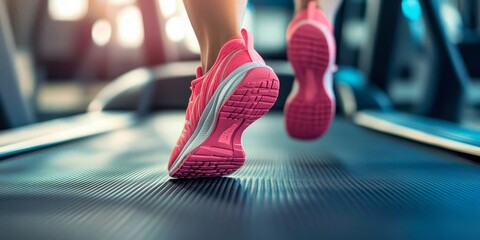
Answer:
[170, 62, 270, 173]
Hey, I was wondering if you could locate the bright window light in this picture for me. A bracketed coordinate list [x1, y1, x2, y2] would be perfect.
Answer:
[116, 6, 145, 48]
[185, 25, 200, 54]
[158, 0, 178, 18]
[48, 0, 88, 21]
[92, 19, 112, 46]
[165, 16, 187, 42]
[441, 2, 462, 43]
[109, 0, 137, 6]
[243, 4, 255, 31]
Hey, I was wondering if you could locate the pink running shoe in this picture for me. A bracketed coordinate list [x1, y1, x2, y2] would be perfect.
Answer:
[168, 29, 280, 178]
[285, 1, 336, 140]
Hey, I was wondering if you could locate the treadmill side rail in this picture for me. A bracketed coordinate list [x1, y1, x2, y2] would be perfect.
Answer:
[0, 112, 136, 158]
[354, 110, 480, 157]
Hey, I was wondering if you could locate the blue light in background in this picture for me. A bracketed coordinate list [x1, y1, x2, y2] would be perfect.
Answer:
[402, 0, 422, 22]
[402, 0, 425, 42]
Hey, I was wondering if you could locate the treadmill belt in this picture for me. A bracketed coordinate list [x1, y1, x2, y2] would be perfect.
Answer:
[1, 112, 480, 239]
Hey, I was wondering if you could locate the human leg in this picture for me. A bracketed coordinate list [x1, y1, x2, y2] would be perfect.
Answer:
[183, 0, 247, 72]
[294, 0, 342, 22]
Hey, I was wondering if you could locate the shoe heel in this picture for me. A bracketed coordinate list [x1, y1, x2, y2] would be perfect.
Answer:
[220, 67, 280, 124]
[285, 73, 334, 140]
[171, 67, 279, 178]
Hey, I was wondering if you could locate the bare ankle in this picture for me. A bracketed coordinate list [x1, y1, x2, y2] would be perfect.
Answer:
[294, 0, 315, 14]
[294, 0, 342, 23]
[201, 54, 217, 73]
[200, 34, 241, 73]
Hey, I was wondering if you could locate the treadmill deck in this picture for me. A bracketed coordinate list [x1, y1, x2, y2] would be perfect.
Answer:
[1, 112, 480, 239]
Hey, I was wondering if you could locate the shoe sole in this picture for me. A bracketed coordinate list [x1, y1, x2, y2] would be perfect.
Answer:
[285, 21, 336, 140]
[169, 64, 279, 178]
